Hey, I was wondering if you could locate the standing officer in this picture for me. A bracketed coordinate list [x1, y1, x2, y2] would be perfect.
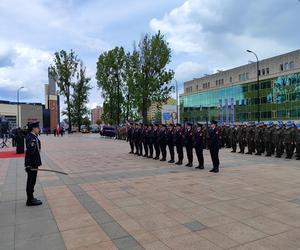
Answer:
[274, 123, 284, 158]
[229, 125, 237, 153]
[237, 124, 246, 154]
[264, 122, 274, 157]
[167, 124, 175, 163]
[245, 122, 255, 154]
[184, 122, 194, 167]
[25, 121, 42, 206]
[134, 123, 139, 155]
[142, 124, 149, 157]
[295, 123, 300, 160]
[127, 122, 135, 154]
[153, 124, 160, 160]
[147, 124, 154, 158]
[207, 120, 221, 173]
[175, 123, 184, 165]
[159, 124, 167, 161]
[283, 122, 295, 159]
[194, 123, 204, 169]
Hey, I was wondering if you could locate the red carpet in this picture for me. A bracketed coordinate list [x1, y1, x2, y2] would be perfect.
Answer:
[0, 151, 25, 158]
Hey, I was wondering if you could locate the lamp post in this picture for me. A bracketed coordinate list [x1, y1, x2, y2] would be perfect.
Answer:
[174, 79, 179, 123]
[17, 86, 24, 128]
[246, 50, 260, 122]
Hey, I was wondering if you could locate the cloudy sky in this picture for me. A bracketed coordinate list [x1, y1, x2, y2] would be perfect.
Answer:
[0, 0, 299, 109]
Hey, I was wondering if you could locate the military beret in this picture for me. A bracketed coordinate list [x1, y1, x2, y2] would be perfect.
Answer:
[187, 122, 193, 126]
[197, 122, 203, 127]
[210, 120, 218, 125]
[161, 124, 167, 127]
[27, 121, 40, 129]
[169, 124, 175, 127]
[176, 123, 182, 127]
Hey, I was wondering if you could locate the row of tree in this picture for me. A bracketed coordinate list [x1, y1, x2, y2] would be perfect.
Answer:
[96, 31, 174, 124]
[49, 31, 175, 131]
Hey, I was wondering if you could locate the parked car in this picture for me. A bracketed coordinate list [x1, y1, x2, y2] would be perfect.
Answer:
[80, 125, 89, 133]
[90, 124, 100, 133]
[101, 126, 116, 137]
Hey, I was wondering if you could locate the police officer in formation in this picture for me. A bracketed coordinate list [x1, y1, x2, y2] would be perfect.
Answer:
[127, 120, 221, 173]
[225, 121, 300, 160]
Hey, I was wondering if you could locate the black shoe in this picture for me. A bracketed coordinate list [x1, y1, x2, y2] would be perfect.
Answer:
[296, 158, 300, 160]
[265, 154, 271, 157]
[175, 161, 182, 165]
[195, 165, 204, 169]
[129, 152, 133, 154]
[245, 152, 251, 155]
[231, 150, 236, 153]
[160, 158, 166, 161]
[209, 169, 215, 172]
[168, 160, 175, 163]
[185, 163, 190, 167]
[285, 156, 291, 159]
[147, 155, 152, 158]
[154, 157, 159, 160]
[255, 153, 261, 156]
[185, 163, 193, 167]
[275, 155, 281, 158]
[213, 169, 219, 173]
[26, 199, 42, 206]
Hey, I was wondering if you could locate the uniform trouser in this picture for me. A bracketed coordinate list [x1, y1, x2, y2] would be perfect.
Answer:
[255, 141, 263, 154]
[265, 141, 272, 155]
[276, 143, 284, 157]
[226, 138, 231, 148]
[239, 140, 245, 153]
[168, 144, 174, 161]
[135, 141, 139, 154]
[195, 146, 204, 167]
[186, 146, 193, 164]
[143, 142, 148, 156]
[139, 142, 143, 155]
[210, 147, 220, 171]
[129, 140, 134, 153]
[26, 168, 37, 201]
[176, 145, 183, 162]
[160, 144, 167, 159]
[148, 143, 154, 157]
[295, 143, 300, 159]
[247, 140, 254, 153]
[231, 140, 237, 152]
[285, 143, 294, 158]
[154, 143, 160, 158]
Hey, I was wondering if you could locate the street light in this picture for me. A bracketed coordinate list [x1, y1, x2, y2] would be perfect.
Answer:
[174, 79, 179, 123]
[17, 86, 24, 128]
[246, 50, 260, 122]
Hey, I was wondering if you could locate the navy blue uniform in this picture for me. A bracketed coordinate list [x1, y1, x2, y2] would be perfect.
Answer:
[24, 132, 42, 201]
[153, 128, 160, 159]
[175, 129, 184, 164]
[159, 129, 167, 161]
[194, 129, 204, 168]
[167, 129, 175, 162]
[184, 129, 194, 165]
[207, 128, 221, 172]
[127, 127, 134, 153]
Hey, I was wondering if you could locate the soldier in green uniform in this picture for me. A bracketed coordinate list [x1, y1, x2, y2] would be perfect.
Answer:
[264, 122, 274, 157]
[254, 122, 264, 155]
[229, 125, 237, 153]
[274, 123, 284, 158]
[294, 123, 300, 160]
[245, 122, 255, 154]
[283, 122, 295, 159]
[237, 123, 246, 154]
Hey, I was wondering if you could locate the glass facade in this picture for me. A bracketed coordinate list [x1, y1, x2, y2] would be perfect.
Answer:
[180, 72, 300, 123]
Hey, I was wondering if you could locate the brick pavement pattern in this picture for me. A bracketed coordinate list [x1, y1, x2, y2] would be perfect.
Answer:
[1, 134, 300, 250]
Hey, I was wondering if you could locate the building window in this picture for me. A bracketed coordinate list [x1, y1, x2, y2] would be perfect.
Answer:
[245, 73, 249, 80]
[262, 69, 265, 75]
[289, 61, 295, 70]
[230, 76, 232, 83]
[266, 68, 269, 74]
[284, 62, 289, 70]
[280, 64, 283, 71]
[196, 85, 198, 91]
[258, 70, 261, 76]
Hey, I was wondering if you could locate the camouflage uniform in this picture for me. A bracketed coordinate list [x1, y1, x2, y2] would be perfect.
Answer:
[283, 126, 295, 159]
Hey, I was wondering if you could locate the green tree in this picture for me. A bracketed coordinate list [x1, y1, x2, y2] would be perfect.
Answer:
[69, 61, 92, 131]
[50, 50, 79, 132]
[96, 119, 102, 125]
[133, 31, 174, 123]
[96, 47, 126, 125]
[82, 116, 91, 128]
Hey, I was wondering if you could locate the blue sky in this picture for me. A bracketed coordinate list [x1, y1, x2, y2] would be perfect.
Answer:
[0, 0, 300, 109]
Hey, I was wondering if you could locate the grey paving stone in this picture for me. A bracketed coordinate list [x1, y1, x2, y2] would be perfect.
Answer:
[15, 232, 65, 250]
[0, 226, 14, 246]
[15, 219, 58, 240]
[92, 210, 114, 224]
[101, 222, 129, 239]
[113, 236, 144, 250]
[289, 199, 300, 205]
[41, 179, 64, 187]
[0, 213, 15, 227]
[67, 184, 84, 194]
[15, 208, 53, 225]
[184, 220, 208, 232]
[0, 201, 16, 215]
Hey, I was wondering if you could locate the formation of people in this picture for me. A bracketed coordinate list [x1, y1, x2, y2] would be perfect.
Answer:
[127, 120, 221, 173]
[222, 121, 300, 160]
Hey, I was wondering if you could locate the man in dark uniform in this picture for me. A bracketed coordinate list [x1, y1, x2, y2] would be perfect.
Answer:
[283, 122, 295, 159]
[245, 122, 255, 154]
[16, 127, 25, 154]
[147, 124, 154, 158]
[184, 122, 194, 167]
[264, 122, 274, 156]
[175, 123, 184, 165]
[138, 123, 143, 156]
[194, 123, 204, 169]
[274, 123, 284, 158]
[159, 124, 167, 161]
[25, 121, 42, 206]
[167, 124, 175, 163]
[207, 120, 221, 173]
[295, 123, 300, 160]
[254, 122, 264, 155]
[134, 123, 139, 155]
[153, 124, 160, 160]
[127, 123, 135, 154]
[229, 125, 237, 153]
[142, 124, 149, 157]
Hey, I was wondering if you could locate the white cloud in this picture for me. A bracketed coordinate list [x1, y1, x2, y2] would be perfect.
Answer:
[175, 61, 209, 83]
[150, 0, 300, 76]
[0, 41, 52, 101]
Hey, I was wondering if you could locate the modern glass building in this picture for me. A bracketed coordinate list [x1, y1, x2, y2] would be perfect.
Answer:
[180, 50, 300, 124]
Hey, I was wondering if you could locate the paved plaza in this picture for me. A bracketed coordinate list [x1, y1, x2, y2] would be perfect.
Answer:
[1, 134, 300, 250]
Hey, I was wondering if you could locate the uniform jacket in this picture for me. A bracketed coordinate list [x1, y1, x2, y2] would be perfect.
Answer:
[25, 132, 42, 168]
